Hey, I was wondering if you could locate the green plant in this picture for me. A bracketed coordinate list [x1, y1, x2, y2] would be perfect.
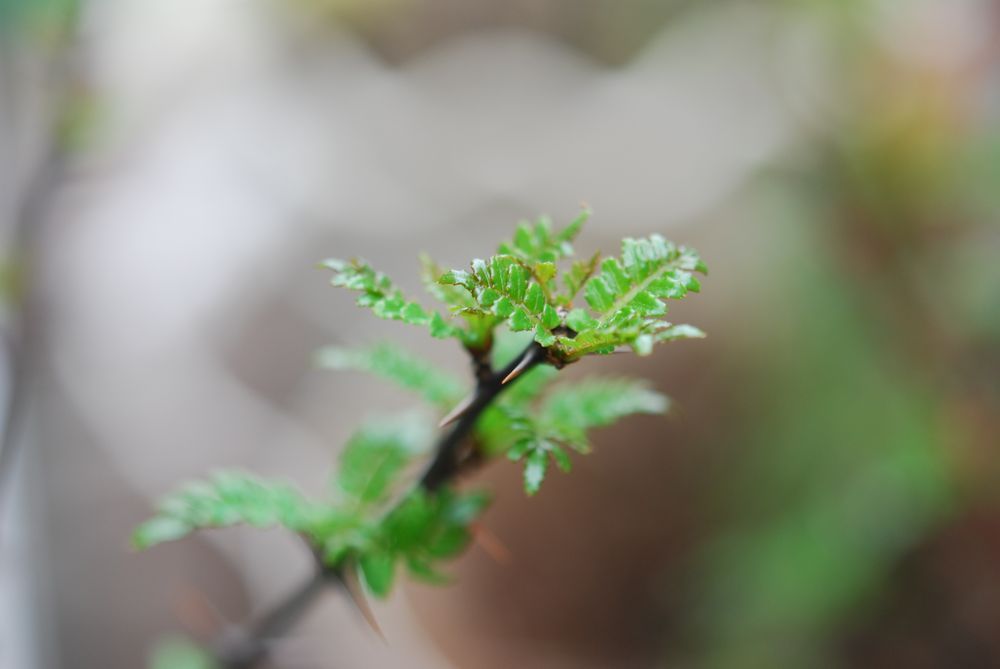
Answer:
[134, 208, 707, 668]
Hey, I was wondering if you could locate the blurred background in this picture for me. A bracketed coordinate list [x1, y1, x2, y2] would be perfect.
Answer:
[1, 0, 999, 667]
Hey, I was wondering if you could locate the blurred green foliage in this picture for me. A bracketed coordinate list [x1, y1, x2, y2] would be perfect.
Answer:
[668, 1, 1000, 664]
[0, 0, 76, 40]
[150, 639, 216, 669]
[679, 203, 956, 668]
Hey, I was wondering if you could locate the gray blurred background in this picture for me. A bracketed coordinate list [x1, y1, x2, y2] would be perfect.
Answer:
[1, 0, 999, 667]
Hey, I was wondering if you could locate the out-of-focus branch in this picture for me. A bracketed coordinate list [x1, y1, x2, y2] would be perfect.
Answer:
[0, 37, 77, 503]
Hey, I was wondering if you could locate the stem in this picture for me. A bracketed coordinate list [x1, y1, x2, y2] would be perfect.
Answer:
[215, 569, 334, 669]
[420, 341, 544, 491]
[208, 340, 546, 667]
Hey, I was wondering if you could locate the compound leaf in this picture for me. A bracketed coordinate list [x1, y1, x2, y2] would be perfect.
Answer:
[132, 472, 315, 550]
[556, 235, 707, 360]
[541, 378, 668, 451]
[316, 343, 464, 411]
[523, 448, 549, 496]
[322, 258, 466, 342]
[336, 414, 431, 507]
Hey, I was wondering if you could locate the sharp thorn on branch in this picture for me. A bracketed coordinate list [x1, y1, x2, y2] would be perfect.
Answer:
[502, 352, 535, 385]
[173, 585, 229, 636]
[438, 392, 476, 428]
[472, 523, 512, 565]
[334, 568, 385, 642]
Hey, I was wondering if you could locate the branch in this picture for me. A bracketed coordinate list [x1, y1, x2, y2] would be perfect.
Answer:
[420, 341, 545, 491]
[208, 341, 546, 668]
[215, 568, 335, 669]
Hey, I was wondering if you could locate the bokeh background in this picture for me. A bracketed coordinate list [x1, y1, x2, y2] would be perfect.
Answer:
[1, 0, 999, 667]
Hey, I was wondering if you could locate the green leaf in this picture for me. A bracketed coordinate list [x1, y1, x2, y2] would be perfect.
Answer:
[150, 637, 217, 669]
[497, 210, 585, 264]
[359, 551, 396, 598]
[523, 449, 549, 496]
[493, 377, 669, 494]
[534, 261, 557, 284]
[435, 215, 706, 363]
[406, 556, 450, 585]
[313, 511, 370, 565]
[132, 517, 191, 550]
[534, 324, 556, 347]
[525, 282, 545, 313]
[541, 378, 669, 451]
[561, 252, 601, 306]
[557, 207, 590, 243]
[425, 525, 470, 558]
[370, 487, 490, 591]
[428, 312, 463, 340]
[550, 444, 573, 473]
[474, 331, 559, 454]
[440, 209, 593, 346]
[420, 254, 475, 310]
[316, 343, 464, 411]
[382, 490, 437, 552]
[336, 415, 431, 507]
[565, 308, 597, 332]
[554, 236, 707, 361]
[506, 437, 534, 461]
[656, 323, 706, 341]
[132, 472, 316, 550]
[441, 255, 557, 340]
[323, 257, 467, 342]
[442, 490, 491, 525]
[509, 306, 533, 331]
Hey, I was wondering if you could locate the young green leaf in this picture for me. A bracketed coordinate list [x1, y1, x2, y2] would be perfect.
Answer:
[523, 448, 549, 496]
[132, 517, 192, 551]
[132, 472, 316, 550]
[419, 254, 476, 309]
[497, 207, 589, 264]
[322, 258, 465, 342]
[436, 210, 591, 348]
[336, 414, 432, 507]
[554, 235, 707, 361]
[439, 225, 706, 363]
[358, 487, 490, 596]
[316, 343, 464, 411]
[359, 551, 396, 598]
[420, 254, 499, 348]
[439, 255, 561, 346]
[497, 378, 669, 494]
[406, 556, 450, 585]
[560, 252, 601, 307]
[540, 378, 669, 451]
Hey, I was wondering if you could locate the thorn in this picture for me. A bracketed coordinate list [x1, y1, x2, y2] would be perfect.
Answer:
[502, 353, 535, 385]
[472, 523, 512, 565]
[334, 568, 385, 642]
[439, 392, 476, 428]
[172, 585, 228, 636]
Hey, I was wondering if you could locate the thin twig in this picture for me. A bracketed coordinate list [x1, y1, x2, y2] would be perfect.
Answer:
[215, 568, 338, 669]
[420, 341, 545, 491]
